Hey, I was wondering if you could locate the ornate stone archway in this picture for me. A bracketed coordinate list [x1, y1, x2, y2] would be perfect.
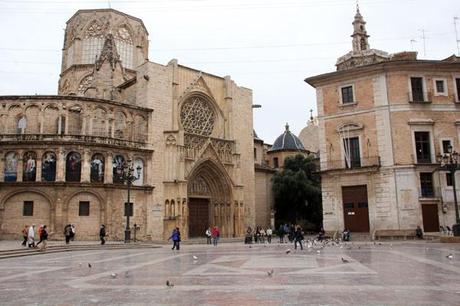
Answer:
[187, 159, 235, 238]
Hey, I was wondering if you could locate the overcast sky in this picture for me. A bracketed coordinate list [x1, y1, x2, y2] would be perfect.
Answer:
[1, 0, 459, 143]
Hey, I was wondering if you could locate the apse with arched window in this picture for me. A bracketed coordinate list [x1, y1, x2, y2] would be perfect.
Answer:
[81, 20, 104, 64]
[4, 152, 18, 182]
[112, 154, 126, 184]
[66, 152, 81, 182]
[114, 25, 134, 69]
[23, 151, 37, 182]
[42, 152, 56, 182]
[90, 153, 105, 183]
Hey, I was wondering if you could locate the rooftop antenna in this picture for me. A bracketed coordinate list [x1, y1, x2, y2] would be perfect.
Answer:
[418, 29, 427, 57]
[454, 17, 460, 56]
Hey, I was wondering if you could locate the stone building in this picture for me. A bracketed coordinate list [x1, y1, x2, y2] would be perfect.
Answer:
[0, 9, 263, 240]
[305, 7, 460, 236]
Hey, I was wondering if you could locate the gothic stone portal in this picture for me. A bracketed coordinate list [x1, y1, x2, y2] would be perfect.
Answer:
[187, 160, 235, 238]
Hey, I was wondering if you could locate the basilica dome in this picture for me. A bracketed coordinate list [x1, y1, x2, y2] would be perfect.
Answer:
[269, 123, 306, 152]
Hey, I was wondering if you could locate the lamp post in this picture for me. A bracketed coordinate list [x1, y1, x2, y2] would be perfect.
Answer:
[120, 159, 142, 243]
[436, 145, 460, 236]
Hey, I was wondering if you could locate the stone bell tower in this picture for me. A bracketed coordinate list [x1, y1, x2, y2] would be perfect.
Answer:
[351, 5, 370, 53]
[58, 9, 149, 100]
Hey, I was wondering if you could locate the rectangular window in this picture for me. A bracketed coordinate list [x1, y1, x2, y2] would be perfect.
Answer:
[420, 172, 434, 197]
[435, 80, 445, 93]
[79, 201, 90, 216]
[415, 131, 431, 163]
[446, 172, 453, 187]
[442, 140, 452, 154]
[23, 201, 33, 216]
[273, 157, 279, 168]
[411, 77, 425, 102]
[124, 202, 133, 217]
[343, 137, 361, 168]
[341, 86, 354, 104]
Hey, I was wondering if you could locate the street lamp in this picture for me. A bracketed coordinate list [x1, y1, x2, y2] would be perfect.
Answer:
[120, 159, 142, 243]
[436, 145, 460, 236]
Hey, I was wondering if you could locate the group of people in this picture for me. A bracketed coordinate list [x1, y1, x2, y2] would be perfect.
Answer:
[205, 226, 220, 246]
[21, 224, 49, 251]
[244, 226, 273, 244]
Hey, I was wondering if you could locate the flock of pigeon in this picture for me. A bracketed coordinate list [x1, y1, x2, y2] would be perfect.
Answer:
[77, 238, 456, 289]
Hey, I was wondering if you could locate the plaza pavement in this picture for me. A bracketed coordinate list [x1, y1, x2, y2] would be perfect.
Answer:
[0, 240, 459, 305]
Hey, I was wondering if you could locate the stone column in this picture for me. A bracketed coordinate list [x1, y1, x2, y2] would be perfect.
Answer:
[56, 149, 65, 182]
[105, 152, 113, 184]
[81, 149, 91, 183]
[16, 150, 24, 182]
[35, 151, 42, 182]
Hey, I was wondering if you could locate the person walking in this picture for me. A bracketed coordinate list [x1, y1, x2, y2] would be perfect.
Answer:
[266, 227, 273, 244]
[278, 224, 284, 243]
[27, 224, 36, 248]
[70, 224, 76, 241]
[21, 225, 28, 246]
[205, 227, 212, 245]
[212, 226, 220, 246]
[64, 224, 72, 244]
[169, 227, 180, 250]
[36, 225, 48, 251]
[99, 225, 106, 245]
[294, 227, 304, 250]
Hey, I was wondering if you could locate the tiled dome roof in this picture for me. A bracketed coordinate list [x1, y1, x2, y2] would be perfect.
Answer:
[268, 123, 306, 152]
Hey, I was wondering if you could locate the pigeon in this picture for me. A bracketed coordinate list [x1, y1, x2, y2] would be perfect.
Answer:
[316, 250, 321, 254]
[285, 249, 291, 254]
[166, 280, 174, 288]
[267, 269, 274, 277]
[341, 257, 349, 263]
[192, 256, 198, 260]
[125, 271, 130, 278]
[110, 273, 117, 278]
[88, 263, 92, 269]
[447, 254, 454, 259]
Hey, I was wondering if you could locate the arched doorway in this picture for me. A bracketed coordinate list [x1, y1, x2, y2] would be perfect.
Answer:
[187, 159, 234, 238]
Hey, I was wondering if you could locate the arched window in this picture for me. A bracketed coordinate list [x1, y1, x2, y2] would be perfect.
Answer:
[58, 115, 66, 135]
[42, 152, 56, 182]
[92, 108, 107, 137]
[67, 106, 82, 135]
[17, 116, 27, 134]
[112, 154, 126, 184]
[115, 25, 134, 69]
[4, 152, 18, 182]
[114, 111, 128, 139]
[23, 151, 37, 182]
[66, 152, 81, 182]
[24, 106, 40, 134]
[133, 158, 144, 186]
[81, 20, 104, 64]
[90, 153, 105, 183]
[43, 106, 59, 134]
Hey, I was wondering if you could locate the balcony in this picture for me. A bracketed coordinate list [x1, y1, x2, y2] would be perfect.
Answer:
[419, 186, 442, 200]
[0, 134, 148, 150]
[320, 156, 381, 172]
[408, 91, 432, 103]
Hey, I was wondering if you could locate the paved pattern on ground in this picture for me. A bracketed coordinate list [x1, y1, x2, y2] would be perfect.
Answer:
[0, 242, 460, 305]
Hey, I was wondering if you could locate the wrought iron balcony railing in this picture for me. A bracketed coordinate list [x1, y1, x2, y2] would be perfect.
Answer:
[320, 156, 381, 172]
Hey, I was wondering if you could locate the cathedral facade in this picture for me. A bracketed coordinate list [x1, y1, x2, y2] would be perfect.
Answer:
[0, 9, 258, 241]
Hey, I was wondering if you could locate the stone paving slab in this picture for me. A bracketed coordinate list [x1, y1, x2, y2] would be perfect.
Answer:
[0, 242, 459, 305]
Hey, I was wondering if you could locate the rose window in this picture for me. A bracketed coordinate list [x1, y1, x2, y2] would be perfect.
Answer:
[180, 96, 215, 136]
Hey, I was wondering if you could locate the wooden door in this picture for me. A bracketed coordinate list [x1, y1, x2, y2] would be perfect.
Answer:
[342, 185, 370, 232]
[188, 198, 210, 237]
[421, 204, 440, 232]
